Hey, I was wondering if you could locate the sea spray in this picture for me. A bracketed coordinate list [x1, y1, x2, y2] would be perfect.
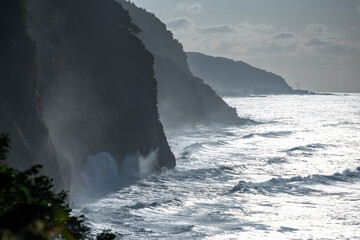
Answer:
[81, 152, 119, 196]
[138, 148, 159, 176]
[80, 149, 160, 197]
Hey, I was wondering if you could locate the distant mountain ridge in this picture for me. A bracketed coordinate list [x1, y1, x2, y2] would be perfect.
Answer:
[187, 52, 309, 96]
[121, 1, 248, 128]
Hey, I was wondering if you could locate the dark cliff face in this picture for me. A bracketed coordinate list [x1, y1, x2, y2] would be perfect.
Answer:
[27, 0, 175, 172]
[0, 0, 69, 190]
[1, 0, 175, 190]
[187, 52, 294, 96]
[154, 57, 205, 126]
[120, 1, 242, 128]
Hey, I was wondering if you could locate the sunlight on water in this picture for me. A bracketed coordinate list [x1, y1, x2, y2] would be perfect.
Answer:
[74, 93, 360, 239]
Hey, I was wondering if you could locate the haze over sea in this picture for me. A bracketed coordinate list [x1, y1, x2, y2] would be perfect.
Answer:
[74, 93, 360, 239]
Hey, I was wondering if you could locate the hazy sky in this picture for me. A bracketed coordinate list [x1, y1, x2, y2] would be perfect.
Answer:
[129, 0, 360, 92]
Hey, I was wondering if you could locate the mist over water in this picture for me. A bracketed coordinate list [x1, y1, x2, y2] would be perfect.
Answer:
[74, 149, 161, 202]
[73, 93, 360, 239]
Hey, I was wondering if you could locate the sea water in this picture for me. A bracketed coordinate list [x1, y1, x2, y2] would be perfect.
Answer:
[74, 93, 360, 239]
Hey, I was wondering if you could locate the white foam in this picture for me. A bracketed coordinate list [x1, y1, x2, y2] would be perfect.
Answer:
[78, 149, 159, 198]
[138, 148, 159, 176]
[81, 152, 119, 196]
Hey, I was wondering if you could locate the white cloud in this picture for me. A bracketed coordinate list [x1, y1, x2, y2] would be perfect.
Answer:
[319, 43, 360, 56]
[187, 3, 203, 13]
[357, 5, 360, 12]
[174, 3, 187, 11]
[238, 23, 275, 33]
[306, 38, 328, 46]
[248, 42, 298, 54]
[305, 24, 329, 35]
[271, 32, 296, 40]
[198, 24, 236, 34]
[166, 17, 194, 29]
[174, 2, 203, 14]
[304, 37, 360, 56]
[215, 41, 241, 54]
[167, 18, 359, 63]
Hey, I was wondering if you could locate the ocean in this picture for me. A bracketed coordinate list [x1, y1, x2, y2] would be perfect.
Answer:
[73, 93, 360, 239]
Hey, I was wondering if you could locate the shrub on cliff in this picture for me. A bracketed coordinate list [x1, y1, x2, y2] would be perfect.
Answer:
[0, 133, 90, 239]
[0, 134, 117, 240]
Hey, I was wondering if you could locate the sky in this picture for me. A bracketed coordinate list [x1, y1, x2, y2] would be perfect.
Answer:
[129, 0, 360, 92]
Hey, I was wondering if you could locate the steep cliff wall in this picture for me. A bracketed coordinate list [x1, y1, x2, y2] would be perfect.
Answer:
[1, 0, 176, 191]
[121, 1, 243, 128]
[0, 0, 69, 189]
[28, 0, 176, 173]
[187, 52, 294, 96]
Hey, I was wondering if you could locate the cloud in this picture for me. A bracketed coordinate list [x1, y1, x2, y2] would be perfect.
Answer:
[198, 24, 236, 34]
[166, 17, 194, 29]
[187, 3, 203, 13]
[271, 32, 296, 40]
[306, 38, 328, 46]
[347, 26, 358, 31]
[174, 3, 186, 11]
[175, 2, 203, 13]
[215, 41, 241, 53]
[266, 42, 298, 53]
[237, 23, 275, 33]
[248, 42, 299, 54]
[358, 5, 360, 12]
[168, 17, 359, 66]
[319, 44, 360, 56]
[305, 24, 329, 35]
[304, 37, 360, 56]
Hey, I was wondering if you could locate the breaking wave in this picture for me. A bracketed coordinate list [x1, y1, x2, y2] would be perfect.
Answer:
[80, 149, 160, 197]
[242, 131, 292, 139]
[230, 167, 360, 195]
[124, 198, 182, 210]
[286, 143, 330, 152]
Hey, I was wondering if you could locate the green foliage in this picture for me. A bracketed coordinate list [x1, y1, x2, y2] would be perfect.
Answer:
[0, 133, 11, 161]
[0, 134, 90, 239]
[0, 134, 119, 239]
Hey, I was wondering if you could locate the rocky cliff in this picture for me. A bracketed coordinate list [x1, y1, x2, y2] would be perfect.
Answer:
[0, 0, 69, 190]
[1, 0, 176, 191]
[121, 1, 245, 128]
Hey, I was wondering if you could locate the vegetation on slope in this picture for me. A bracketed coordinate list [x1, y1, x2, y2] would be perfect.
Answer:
[0, 133, 117, 240]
